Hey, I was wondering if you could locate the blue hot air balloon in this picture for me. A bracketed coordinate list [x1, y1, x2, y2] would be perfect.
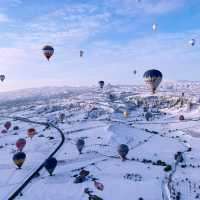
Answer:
[44, 157, 57, 176]
[143, 69, 162, 94]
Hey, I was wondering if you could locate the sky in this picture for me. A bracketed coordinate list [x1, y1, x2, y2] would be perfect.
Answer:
[0, 0, 200, 91]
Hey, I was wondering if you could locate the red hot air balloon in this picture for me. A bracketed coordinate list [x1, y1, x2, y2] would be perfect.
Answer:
[94, 181, 104, 191]
[16, 138, 26, 151]
[42, 45, 54, 61]
[27, 128, 36, 139]
[4, 121, 12, 130]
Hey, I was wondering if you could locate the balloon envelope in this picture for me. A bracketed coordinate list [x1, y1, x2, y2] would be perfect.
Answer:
[76, 138, 85, 154]
[0, 75, 5, 82]
[123, 111, 129, 118]
[16, 138, 26, 151]
[59, 113, 65, 123]
[1, 129, 7, 134]
[143, 69, 162, 94]
[13, 152, 26, 169]
[98, 81, 105, 89]
[189, 39, 195, 46]
[94, 181, 104, 191]
[27, 128, 36, 138]
[4, 121, 12, 130]
[152, 23, 157, 32]
[80, 50, 84, 57]
[42, 45, 54, 61]
[44, 157, 57, 176]
[118, 144, 129, 160]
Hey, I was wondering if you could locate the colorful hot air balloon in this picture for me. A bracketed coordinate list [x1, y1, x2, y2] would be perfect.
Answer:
[16, 138, 26, 151]
[118, 144, 129, 161]
[44, 157, 57, 176]
[80, 50, 84, 57]
[98, 81, 105, 89]
[4, 121, 12, 130]
[13, 152, 26, 169]
[94, 181, 104, 191]
[143, 69, 162, 94]
[42, 45, 54, 61]
[27, 128, 36, 139]
[59, 113, 65, 123]
[76, 138, 85, 154]
[0, 75, 5, 82]
[189, 39, 195, 46]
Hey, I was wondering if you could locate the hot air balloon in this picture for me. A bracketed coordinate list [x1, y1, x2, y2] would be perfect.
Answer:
[4, 121, 12, 130]
[44, 157, 57, 176]
[179, 115, 184, 121]
[145, 112, 152, 121]
[27, 128, 36, 139]
[13, 126, 19, 131]
[94, 181, 104, 191]
[42, 45, 54, 61]
[80, 50, 84, 57]
[0, 75, 5, 82]
[123, 111, 129, 118]
[76, 138, 85, 154]
[98, 81, 104, 89]
[1, 129, 7, 134]
[189, 39, 195, 46]
[152, 23, 157, 32]
[59, 113, 65, 123]
[16, 138, 26, 151]
[13, 152, 26, 169]
[118, 144, 129, 161]
[143, 69, 162, 94]
[133, 70, 137, 75]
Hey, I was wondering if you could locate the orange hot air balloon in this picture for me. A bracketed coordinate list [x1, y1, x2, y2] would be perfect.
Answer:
[42, 45, 54, 61]
[27, 128, 36, 139]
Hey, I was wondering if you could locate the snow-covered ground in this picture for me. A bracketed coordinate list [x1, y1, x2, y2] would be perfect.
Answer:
[1, 82, 200, 200]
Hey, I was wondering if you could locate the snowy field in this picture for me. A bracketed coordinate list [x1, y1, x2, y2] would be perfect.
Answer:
[1, 82, 200, 200]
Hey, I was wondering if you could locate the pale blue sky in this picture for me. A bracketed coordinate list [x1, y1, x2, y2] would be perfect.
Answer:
[0, 0, 200, 91]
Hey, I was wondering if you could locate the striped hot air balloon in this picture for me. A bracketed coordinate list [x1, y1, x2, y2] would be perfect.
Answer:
[143, 69, 162, 94]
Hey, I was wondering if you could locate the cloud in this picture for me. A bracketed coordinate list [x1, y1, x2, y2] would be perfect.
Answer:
[0, 14, 9, 22]
[104, 0, 186, 16]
